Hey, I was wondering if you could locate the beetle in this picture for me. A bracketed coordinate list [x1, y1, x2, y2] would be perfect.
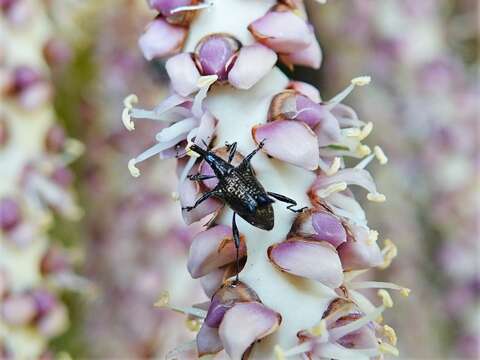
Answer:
[183, 140, 306, 281]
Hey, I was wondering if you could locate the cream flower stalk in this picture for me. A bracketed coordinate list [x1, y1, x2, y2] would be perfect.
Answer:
[0, 0, 81, 357]
[124, 1, 406, 358]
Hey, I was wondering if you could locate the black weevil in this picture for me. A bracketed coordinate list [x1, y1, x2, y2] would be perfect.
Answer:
[183, 140, 306, 281]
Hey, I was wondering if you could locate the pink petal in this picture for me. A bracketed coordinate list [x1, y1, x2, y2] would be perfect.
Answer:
[195, 34, 239, 80]
[313, 109, 342, 147]
[288, 81, 321, 103]
[337, 225, 383, 271]
[19, 82, 52, 109]
[312, 211, 347, 248]
[0, 197, 21, 232]
[138, 18, 187, 60]
[291, 209, 346, 248]
[195, 112, 216, 149]
[206, 281, 260, 328]
[200, 159, 218, 189]
[333, 313, 378, 349]
[187, 225, 246, 278]
[200, 268, 226, 298]
[311, 169, 378, 195]
[268, 238, 343, 287]
[280, 28, 322, 69]
[219, 302, 282, 360]
[248, 10, 311, 53]
[197, 323, 223, 356]
[331, 104, 361, 127]
[166, 53, 201, 96]
[38, 305, 68, 337]
[252, 120, 319, 170]
[228, 43, 277, 90]
[1, 294, 36, 325]
[295, 94, 330, 128]
[179, 178, 222, 225]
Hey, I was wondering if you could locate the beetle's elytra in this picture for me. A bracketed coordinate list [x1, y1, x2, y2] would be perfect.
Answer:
[183, 140, 306, 281]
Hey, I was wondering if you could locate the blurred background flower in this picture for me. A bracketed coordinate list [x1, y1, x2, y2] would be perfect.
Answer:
[309, 0, 479, 358]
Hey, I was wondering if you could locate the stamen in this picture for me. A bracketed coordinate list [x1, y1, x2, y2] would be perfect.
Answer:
[377, 289, 393, 308]
[400, 288, 411, 297]
[170, 1, 214, 14]
[128, 136, 187, 177]
[128, 159, 140, 177]
[309, 319, 327, 336]
[324, 76, 371, 109]
[355, 154, 374, 170]
[358, 122, 373, 140]
[316, 182, 347, 198]
[367, 230, 378, 244]
[343, 128, 362, 137]
[348, 289, 377, 315]
[356, 144, 371, 157]
[192, 75, 218, 118]
[374, 145, 388, 165]
[329, 305, 385, 341]
[122, 94, 138, 131]
[379, 341, 399, 356]
[367, 193, 386, 202]
[155, 117, 197, 142]
[380, 239, 398, 269]
[351, 76, 371, 86]
[326, 157, 341, 176]
[197, 74, 218, 88]
[319, 344, 380, 359]
[283, 342, 313, 358]
[350, 281, 407, 293]
[383, 324, 398, 345]
[154, 291, 207, 318]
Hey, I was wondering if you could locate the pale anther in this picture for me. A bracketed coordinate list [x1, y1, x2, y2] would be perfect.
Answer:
[374, 145, 388, 164]
[128, 159, 140, 177]
[377, 289, 393, 308]
[367, 193, 386, 202]
[351, 76, 371, 86]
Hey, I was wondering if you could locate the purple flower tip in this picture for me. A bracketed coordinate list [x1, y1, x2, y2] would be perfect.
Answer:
[0, 197, 21, 232]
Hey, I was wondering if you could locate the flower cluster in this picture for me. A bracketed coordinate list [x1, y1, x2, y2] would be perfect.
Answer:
[313, 0, 478, 358]
[0, 0, 81, 357]
[124, 1, 406, 359]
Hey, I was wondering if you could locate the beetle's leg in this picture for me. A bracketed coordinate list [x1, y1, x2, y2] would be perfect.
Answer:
[241, 139, 266, 165]
[232, 212, 241, 283]
[187, 173, 217, 181]
[267, 192, 307, 213]
[182, 190, 219, 212]
[225, 141, 238, 163]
